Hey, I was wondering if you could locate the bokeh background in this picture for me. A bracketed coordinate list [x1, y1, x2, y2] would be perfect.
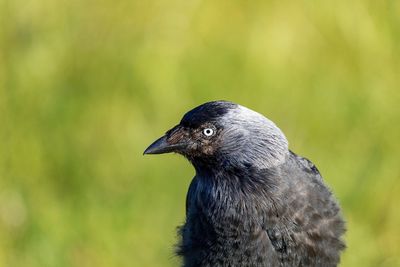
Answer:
[1, 0, 399, 266]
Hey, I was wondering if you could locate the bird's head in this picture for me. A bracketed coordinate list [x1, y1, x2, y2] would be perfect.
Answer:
[144, 101, 289, 173]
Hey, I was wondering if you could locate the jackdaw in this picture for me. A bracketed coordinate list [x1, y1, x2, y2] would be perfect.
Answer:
[144, 100, 346, 267]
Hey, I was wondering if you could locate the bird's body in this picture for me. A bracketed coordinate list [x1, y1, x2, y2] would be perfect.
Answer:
[178, 151, 344, 267]
[144, 101, 345, 267]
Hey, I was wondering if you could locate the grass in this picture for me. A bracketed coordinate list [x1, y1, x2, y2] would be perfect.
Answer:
[0, 0, 399, 266]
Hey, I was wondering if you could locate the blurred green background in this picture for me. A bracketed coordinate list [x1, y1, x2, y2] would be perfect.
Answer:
[1, 0, 399, 266]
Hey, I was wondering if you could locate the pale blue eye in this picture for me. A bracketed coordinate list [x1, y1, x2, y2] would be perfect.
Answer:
[203, 128, 214, 137]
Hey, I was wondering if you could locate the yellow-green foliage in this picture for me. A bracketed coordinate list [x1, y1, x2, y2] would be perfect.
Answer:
[0, 0, 399, 266]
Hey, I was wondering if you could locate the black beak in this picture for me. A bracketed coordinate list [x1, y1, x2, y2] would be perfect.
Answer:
[143, 133, 187, 155]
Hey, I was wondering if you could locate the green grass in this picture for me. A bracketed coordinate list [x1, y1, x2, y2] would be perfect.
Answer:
[1, 0, 399, 266]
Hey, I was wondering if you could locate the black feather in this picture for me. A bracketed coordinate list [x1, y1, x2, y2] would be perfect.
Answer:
[180, 100, 237, 128]
[177, 151, 345, 267]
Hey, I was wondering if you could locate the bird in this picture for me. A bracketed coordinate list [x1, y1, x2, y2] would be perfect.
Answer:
[144, 100, 346, 267]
